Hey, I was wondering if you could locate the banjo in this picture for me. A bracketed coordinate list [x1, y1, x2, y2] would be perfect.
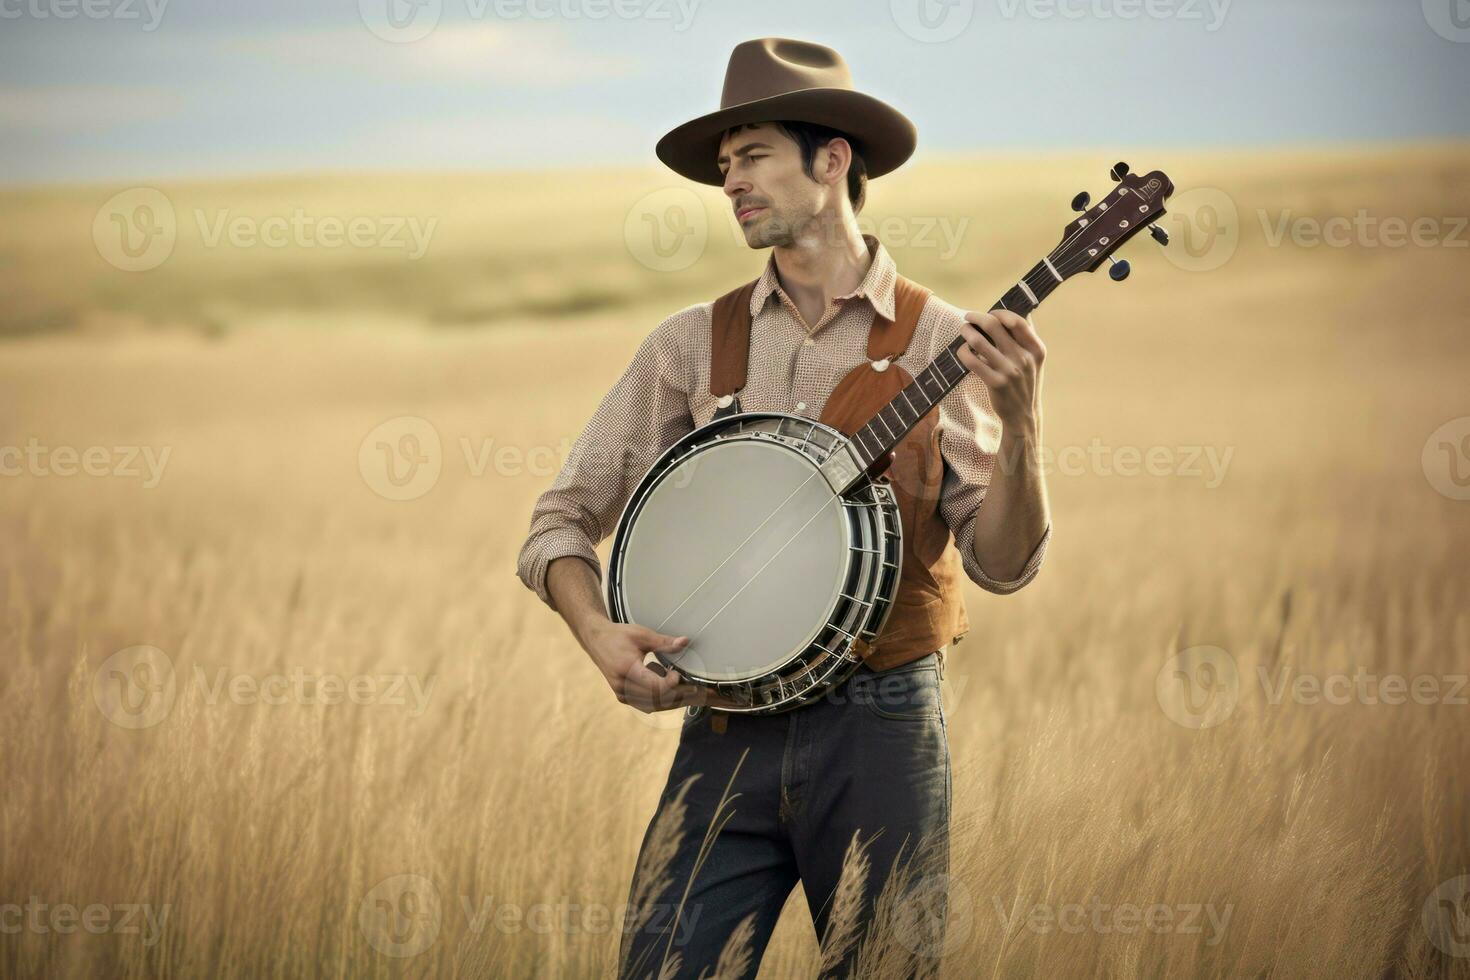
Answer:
[605, 164, 1174, 714]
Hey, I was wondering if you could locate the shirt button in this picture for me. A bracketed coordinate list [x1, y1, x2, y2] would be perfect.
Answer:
[803, 337, 815, 347]
[796, 401, 807, 411]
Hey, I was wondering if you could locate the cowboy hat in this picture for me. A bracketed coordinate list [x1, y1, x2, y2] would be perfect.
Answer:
[655, 37, 917, 187]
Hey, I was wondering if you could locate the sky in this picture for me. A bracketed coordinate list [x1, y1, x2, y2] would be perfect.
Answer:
[1, 0, 1467, 184]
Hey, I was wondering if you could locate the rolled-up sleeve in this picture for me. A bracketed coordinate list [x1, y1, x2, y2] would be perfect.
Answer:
[515, 310, 697, 613]
[928, 304, 1050, 595]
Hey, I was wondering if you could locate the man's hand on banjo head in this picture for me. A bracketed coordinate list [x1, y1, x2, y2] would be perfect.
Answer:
[584, 623, 748, 713]
[956, 310, 1046, 435]
[584, 622, 702, 713]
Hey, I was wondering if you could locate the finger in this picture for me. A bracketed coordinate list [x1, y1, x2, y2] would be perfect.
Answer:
[628, 659, 682, 696]
[990, 308, 1029, 333]
[962, 309, 1001, 334]
[612, 655, 677, 704]
[954, 340, 1007, 387]
[627, 678, 702, 712]
[1008, 315, 1046, 361]
[975, 312, 1026, 362]
[634, 626, 690, 656]
[959, 321, 1011, 373]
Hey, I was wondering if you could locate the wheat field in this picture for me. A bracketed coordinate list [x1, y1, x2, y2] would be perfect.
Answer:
[1, 144, 1468, 978]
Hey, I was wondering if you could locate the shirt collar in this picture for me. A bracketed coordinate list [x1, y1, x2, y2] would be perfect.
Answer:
[748, 232, 898, 325]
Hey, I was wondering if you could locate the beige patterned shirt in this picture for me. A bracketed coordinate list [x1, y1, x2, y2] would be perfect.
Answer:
[516, 233, 1050, 615]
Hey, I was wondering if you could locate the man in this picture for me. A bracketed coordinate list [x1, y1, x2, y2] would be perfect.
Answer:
[516, 37, 1051, 979]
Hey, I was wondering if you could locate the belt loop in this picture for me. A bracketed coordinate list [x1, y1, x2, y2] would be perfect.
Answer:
[936, 646, 947, 680]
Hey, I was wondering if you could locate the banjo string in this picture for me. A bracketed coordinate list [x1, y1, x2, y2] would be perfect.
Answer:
[687, 477, 845, 638]
[654, 463, 825, 632]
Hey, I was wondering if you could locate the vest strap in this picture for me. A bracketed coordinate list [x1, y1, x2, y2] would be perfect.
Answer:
[867, 276, 932, 361]
[708, 274, 931, 397]
[709, 279, 759, 397]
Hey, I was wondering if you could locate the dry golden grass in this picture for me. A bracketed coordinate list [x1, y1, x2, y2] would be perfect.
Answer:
[1, 144, 1469, 978]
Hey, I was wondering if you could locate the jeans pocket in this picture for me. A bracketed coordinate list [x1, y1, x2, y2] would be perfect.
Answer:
[860, 662, 941, 721]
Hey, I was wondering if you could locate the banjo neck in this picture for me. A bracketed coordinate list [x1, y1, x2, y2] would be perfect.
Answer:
[844, 163, 1176, 479]
[846, 261, 1055, 475]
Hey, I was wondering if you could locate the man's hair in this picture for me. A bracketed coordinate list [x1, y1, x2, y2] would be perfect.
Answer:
[722, 120, 868, 214]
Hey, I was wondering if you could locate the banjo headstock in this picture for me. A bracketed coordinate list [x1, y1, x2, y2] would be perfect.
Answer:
[1052, 162, 1175, 283]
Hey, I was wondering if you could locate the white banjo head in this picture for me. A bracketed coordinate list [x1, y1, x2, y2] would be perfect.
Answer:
[620, 438, 849, 681]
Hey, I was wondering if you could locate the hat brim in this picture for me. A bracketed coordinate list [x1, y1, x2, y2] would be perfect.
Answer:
[655, 88, 917, 186]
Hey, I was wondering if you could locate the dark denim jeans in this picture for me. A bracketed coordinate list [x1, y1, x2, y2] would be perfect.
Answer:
[616, 652, 951, 980]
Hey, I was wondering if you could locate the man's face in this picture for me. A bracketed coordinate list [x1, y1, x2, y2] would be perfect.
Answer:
[717, 122, 831, 248]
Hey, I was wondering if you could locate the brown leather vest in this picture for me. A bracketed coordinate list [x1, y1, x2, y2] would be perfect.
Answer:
[708, 274, 970, 673]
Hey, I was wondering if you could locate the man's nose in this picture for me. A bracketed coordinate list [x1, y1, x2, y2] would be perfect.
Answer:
[723, 173, 749, 198]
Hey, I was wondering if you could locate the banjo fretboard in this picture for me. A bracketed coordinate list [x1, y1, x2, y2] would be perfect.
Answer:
[848, 165, 1174, 471]
[847, 259, 1059, 471]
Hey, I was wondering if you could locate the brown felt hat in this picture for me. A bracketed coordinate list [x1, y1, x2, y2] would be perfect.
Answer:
[655, 37, 917, 186]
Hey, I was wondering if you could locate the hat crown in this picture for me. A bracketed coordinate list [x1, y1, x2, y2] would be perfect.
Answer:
[721, 38, 854, 110]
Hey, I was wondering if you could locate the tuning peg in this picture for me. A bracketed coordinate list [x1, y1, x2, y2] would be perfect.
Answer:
[1149, 224, 1170, 246]
[1108, 256, 1131, 282]
[1110, 161, 1130, 181]
[1070, 191, 1091, 212]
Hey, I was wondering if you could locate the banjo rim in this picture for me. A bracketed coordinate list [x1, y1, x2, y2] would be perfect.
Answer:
[618, 434, 854, 682]
[604, 410, 901, 714]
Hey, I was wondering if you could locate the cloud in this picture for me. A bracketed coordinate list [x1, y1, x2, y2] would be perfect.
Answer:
[353, 110, 646, 167]
[0, 85, 187, 129]
[230, 22, 638, 86]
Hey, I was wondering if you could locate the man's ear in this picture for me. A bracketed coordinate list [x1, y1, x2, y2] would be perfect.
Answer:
[820, 137, 852, 186]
